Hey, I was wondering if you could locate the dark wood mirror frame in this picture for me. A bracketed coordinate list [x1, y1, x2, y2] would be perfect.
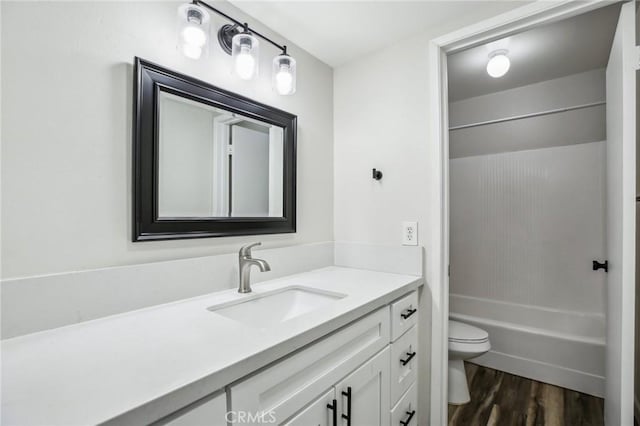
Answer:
[132, 57, 297, 242]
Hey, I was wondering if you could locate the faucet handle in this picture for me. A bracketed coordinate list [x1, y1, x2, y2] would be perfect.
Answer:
[239, 242, 261, 257]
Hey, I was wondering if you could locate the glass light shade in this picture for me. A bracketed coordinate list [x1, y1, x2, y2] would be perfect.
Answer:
[232, 33, 259, 80]
[177, 3, 210, 60]
[486, 51, 510, 78]
[272, 54, 297, 95]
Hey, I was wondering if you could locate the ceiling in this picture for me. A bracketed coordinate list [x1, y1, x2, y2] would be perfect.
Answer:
[447, 3, 622, 102]
[229, 1, 528, 67]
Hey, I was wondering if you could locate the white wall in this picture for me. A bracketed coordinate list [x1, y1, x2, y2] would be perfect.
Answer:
[333, 3, 525, 257]
[332, 3, 527, 424]
[231, 125, 270, 216]
[449, 68, 605, 127]
[268, 126, 284, 217]
[158, 93, 216, 217]
[1, 1, 333, 279]
[449, 69, 606, 158]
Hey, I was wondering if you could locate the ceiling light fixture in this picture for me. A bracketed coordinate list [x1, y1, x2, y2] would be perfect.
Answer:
[178, 1, 297, 95]
[486, 50, 510, 78]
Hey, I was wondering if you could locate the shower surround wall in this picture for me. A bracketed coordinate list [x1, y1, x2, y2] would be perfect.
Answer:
[451, 142, 606, 312]
[449, 69, 607, 396]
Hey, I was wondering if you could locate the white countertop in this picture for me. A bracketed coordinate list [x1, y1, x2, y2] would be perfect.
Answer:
[1, 267, 422, 425]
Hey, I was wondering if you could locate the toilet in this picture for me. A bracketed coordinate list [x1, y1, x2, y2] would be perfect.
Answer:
[448, 320, 491, 404]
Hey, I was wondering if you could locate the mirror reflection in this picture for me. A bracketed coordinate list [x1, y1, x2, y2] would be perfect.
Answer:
[157, 91, 284, 218]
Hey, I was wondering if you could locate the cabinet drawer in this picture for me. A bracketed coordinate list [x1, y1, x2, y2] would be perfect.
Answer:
[230, 307, 390, 425]
[390, 291, 418, 341]
[155, 391, 227, 426]
[390, 325, 417, 404]
[390, 383, 417, 426]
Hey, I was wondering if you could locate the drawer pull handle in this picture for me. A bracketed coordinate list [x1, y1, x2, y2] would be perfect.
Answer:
[400, 410, 416, 426]
[400, 351, 416, 366]
[327, 399, 337, 426]
[341, 387, 352, 426]
[401, 308, 417, 320]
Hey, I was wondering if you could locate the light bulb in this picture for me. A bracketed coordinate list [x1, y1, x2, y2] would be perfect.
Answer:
[275, 65, 293, 94]
[232, 33, 259, 80]
[177, 4, 210, 60]
[235, 45, 256, 80]
[486, 51, 510, 78]
[272, 54, 296, 95]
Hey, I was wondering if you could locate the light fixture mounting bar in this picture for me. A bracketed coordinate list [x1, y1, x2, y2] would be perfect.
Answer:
[192, 0, 287, 53]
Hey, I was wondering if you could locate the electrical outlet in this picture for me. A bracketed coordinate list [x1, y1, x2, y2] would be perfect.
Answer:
[402, 221, 418, 246]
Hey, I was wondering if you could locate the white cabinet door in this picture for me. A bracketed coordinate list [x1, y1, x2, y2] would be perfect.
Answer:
[282, 389, 336, 426]
[160, 392, 227, 426]
[335, 347, 390, 426]
[230, 308, 389, 425]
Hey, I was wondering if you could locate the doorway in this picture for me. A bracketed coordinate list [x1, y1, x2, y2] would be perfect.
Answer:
[428, 2, 636, 424]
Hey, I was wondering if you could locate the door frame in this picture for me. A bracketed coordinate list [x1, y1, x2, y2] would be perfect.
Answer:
[427, 1, 621, 424]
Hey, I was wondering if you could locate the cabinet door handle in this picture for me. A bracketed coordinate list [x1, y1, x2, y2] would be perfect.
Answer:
[341, 387, 352, 426]
[400, 410, 416, 426]
[400, 351, 416, 366]
[401, 308, 417, 320]
[327, 399, 337, 426]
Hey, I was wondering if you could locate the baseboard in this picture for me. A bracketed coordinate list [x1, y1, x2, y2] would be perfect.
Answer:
[471, 350, 605, 398]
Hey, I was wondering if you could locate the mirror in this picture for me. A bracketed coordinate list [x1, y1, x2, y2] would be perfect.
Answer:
[157, 92, 284, 218]
[133, 58, 296, 241]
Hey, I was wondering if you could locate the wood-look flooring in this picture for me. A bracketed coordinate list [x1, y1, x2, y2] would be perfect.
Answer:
[448, 363, 604, 426]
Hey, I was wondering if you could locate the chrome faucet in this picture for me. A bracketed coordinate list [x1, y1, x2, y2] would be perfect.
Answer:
[238, 242, 271, 293]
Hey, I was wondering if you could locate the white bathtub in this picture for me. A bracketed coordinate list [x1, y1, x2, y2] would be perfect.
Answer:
[449, 294, 605, 397]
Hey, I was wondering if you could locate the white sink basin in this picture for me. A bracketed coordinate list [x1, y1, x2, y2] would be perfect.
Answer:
[208, 287, 346, 328]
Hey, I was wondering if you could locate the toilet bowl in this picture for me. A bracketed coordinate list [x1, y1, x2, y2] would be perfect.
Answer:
[448, 320, 490, 404]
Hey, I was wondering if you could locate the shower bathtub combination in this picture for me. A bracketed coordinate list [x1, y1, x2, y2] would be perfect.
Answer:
[449, 294, 605, 397]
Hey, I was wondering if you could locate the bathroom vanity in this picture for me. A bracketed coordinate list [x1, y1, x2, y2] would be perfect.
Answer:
[1, 267, 422, 425]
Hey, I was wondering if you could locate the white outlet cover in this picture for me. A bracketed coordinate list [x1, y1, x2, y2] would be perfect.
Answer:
[402, 221, 418, 246]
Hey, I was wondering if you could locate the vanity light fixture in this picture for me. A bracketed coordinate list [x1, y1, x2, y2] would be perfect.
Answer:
[177, 3, 210, 60]
[232, 27, 259, 80]
[178, 1, 297, 95]
[273, 50, 296, 95]
[486, 50, 510, 78]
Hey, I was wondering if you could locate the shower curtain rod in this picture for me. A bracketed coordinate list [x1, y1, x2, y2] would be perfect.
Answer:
[448, 101, 606, 131]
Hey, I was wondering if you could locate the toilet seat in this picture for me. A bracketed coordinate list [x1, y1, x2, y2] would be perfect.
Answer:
[449, 320, 489, 344]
